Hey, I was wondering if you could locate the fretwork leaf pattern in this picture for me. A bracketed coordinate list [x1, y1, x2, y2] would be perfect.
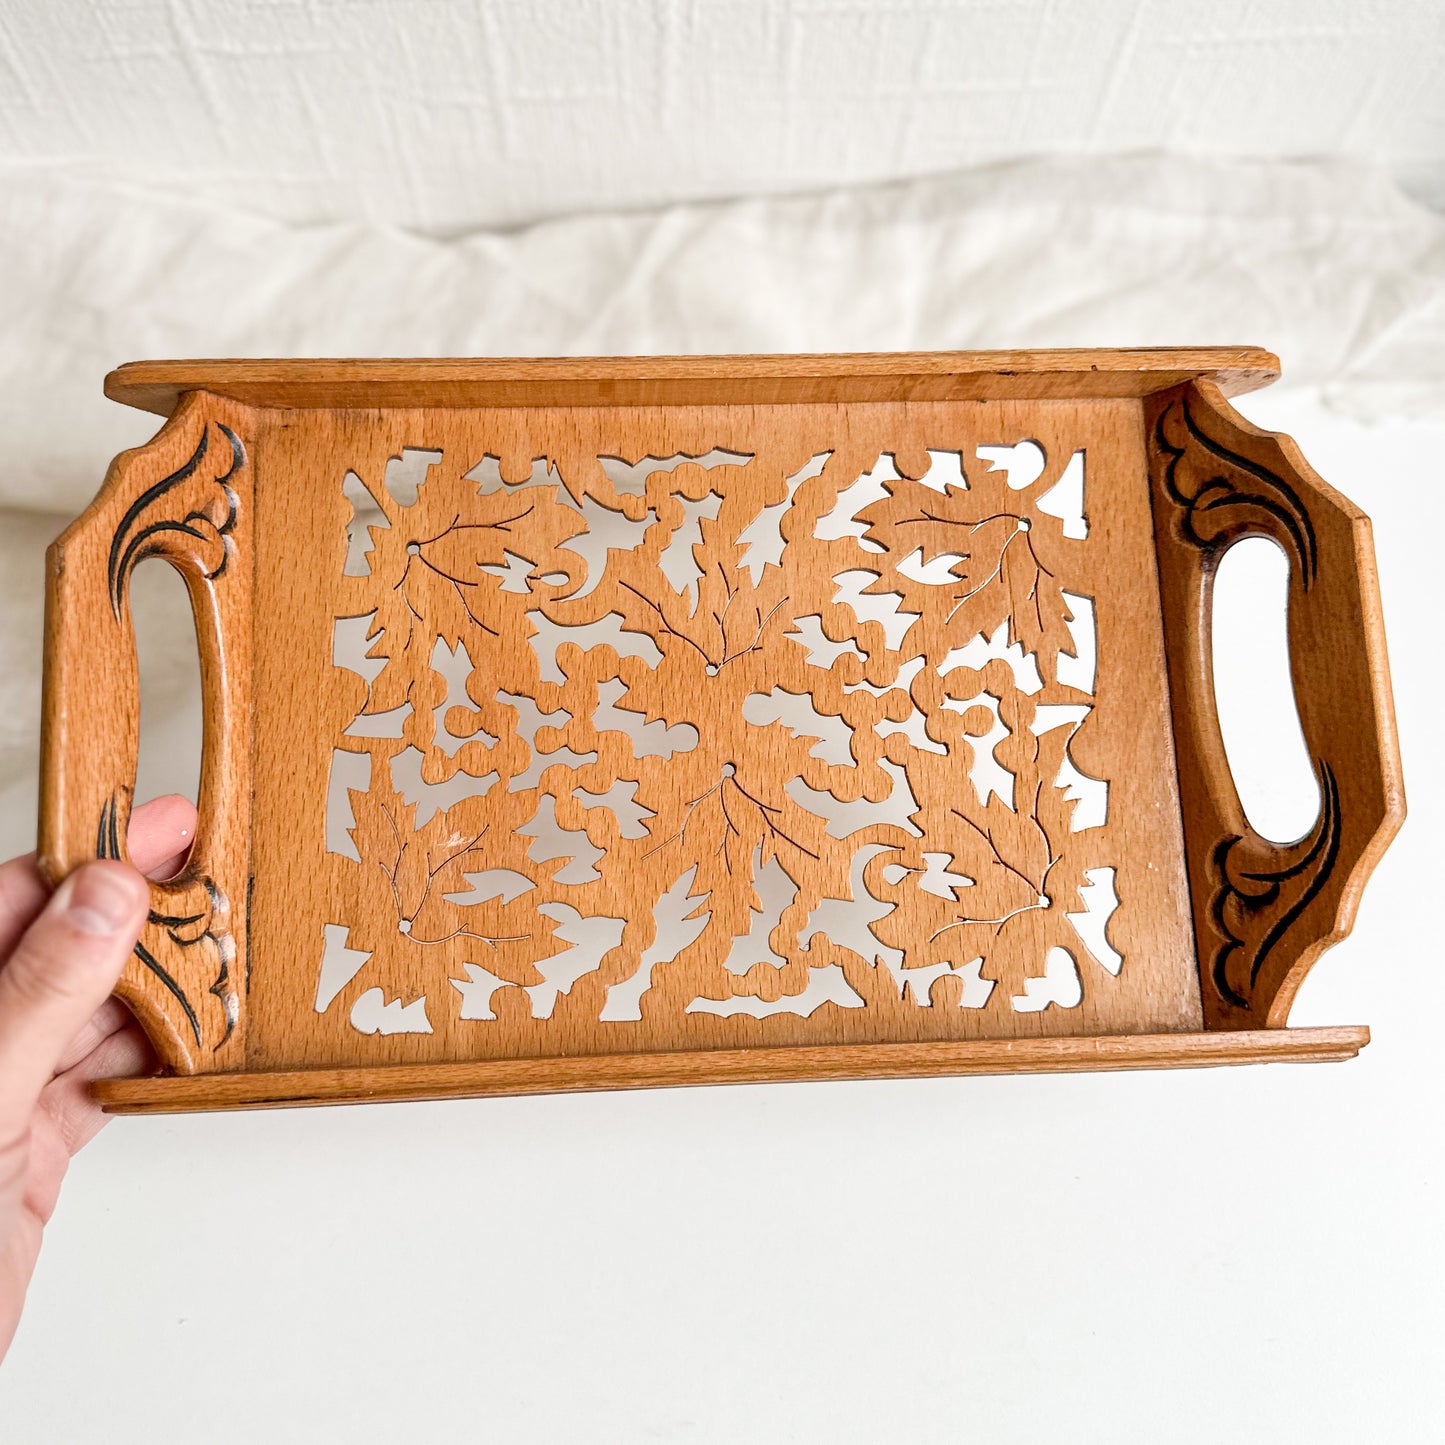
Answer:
[308, 408, 1184, 1064]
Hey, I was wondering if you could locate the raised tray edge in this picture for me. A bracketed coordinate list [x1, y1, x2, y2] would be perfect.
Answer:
[104, 348, 1282, 416]
[93, 1026, 1367, 1114]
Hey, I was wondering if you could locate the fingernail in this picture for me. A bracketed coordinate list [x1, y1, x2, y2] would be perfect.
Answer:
[63, 866, 143, 936]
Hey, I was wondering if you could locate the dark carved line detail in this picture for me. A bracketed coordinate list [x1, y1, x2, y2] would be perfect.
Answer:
[108, 431, 209, 609]
[245, 873, 255, 993]
[1150, 389, 1337, 1014]
[208, 953, 238, 1049]
[97, 790, 125, 862]
[133, 939, 203, 1047]
[95, 790, 231, 1050]
[1208, 764, 1342, 1010]
[1152, 393, 1318, 587]
[106, 422, 245, 619]
[215, 424, 245, 482]
[96, 420, 246, 1050]
[150, 909, 207, 929]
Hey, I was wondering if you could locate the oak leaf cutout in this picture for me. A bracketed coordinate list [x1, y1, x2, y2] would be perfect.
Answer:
[861, 479, 1074, 673]
[346, 778, 547, 990]
[617, 516, 791, 674]
[364, 479, 585, 680]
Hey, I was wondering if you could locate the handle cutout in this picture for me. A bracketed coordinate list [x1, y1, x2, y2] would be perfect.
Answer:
[1211, 536, 1320, 845]
[132, 557, 204, 873]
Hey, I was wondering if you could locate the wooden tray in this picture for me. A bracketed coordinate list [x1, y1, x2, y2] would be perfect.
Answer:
[37, 350, 1404, 1113]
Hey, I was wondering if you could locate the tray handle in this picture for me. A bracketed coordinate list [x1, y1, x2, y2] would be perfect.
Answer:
[38, 392, 252, 1073]
[1146, 380, 1404, 1028]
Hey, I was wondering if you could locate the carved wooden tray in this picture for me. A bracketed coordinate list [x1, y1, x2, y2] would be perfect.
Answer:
[38, 350, 1404, 1113]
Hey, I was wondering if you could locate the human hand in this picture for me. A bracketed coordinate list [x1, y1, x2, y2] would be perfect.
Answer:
[0, 794, 196, 1364]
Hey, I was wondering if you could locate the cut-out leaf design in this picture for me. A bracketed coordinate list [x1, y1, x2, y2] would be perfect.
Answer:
[601, 866, 713, 1020]
[816, 453, 896, 551]
[787, 761, 923, 840]
[643, 755, 860, 944]
[520, 794, 604, 883]
[722, 848, 797, 972]
[428, 638, 498, 757]
[1057, 591, 1097, 694]
[861, 477, 1074, 672]
[364, 483, 585, 663]
[527, 609, 663, 684]
[915, 852, 973, 900]
[573, 779, 658, 839]
[592, 679, 698, 759]
[939, 622, 1044, 696]
[324, 422, 1126, 1035]
[1036, 451, 1087, 538]
[798, 842, 901, 975]
[658, 489, 725, 605]
[350, 987, 432, 1035]
[742, 688, 856, 765]
[497, 688, 584, 791]
[383, 448, 444, 508]
[1031, 703, 1109, 831]
[619, 524, 791, 675]
[554, 491, 654, 599]
[479, 549, 537, 593]
[688, 964, 864, 1018]
[316, 924, 372, 1013]
[942, 691, 1015, 809]
[450, 962, 513, 1020]
[599, 448, 752, 495]
[443, 868, 536, 905]
[342, 471, 388, 576]
[975, 441, 1045, 490]
[1065, 867, 1122, 975]
[786, 614, 865, 669]
[736, 452, 831, 582]
[830, 570, 921, 653]
[466, 454, 558, 495]
[528, 905, 627, 1018]
[345, 775, 547, 986]
[348, 988, 427, 1034]
[1011, 946, 1083, 1011]
[389, 745, 499, 824]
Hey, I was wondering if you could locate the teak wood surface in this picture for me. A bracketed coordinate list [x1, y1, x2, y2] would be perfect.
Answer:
[35, 349, 1404, 1114]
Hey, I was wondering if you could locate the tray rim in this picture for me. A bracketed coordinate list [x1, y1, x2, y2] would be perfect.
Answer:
[91, 1026, 1368, 1113]
[42, 351, 1399, 1098]
[104, 347, 1281, 416]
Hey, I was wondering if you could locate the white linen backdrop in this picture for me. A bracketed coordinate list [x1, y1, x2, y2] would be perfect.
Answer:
[2, 0, 1442, 227]
[0, 155, 1441, 1440]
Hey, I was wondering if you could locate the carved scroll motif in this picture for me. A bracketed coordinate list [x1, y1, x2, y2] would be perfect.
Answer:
[97, 788, 238, 1049]
[1149, 386, 1348, 1023]
[98, 412, 249, 1064]
[1152, 390, 1317, 585]
[107, 421, 244, 617]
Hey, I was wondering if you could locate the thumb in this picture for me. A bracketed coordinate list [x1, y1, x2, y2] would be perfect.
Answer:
[0, 862, 149, 1145]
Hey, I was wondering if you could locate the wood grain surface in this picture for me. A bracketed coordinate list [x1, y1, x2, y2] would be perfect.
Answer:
[33, 348, 1399, 1108]
[245, 397, 1197, 1074]
[104, 347, 1281, 416]
[92, 1027, 1370, 1113]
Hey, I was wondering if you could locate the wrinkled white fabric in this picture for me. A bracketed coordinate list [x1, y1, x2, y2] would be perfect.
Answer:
[0, 154, 1441, 517]
[4, 0, 1444, 232]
